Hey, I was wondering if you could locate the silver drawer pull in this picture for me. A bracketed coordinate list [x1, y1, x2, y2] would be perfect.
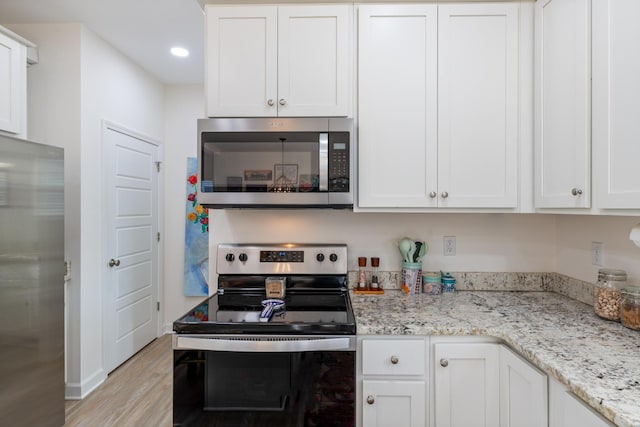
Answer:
[440, 358, 449, 367]
[390, 355, 399, 365]
[571, 188, 583, 196]
[367, 395, 375, 405]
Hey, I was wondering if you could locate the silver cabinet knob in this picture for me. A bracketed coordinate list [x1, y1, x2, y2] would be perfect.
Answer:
[267, 99, 274, 106]
[571, 188, 583, 196]
[441, 192, 449, 199]
[108, 259, 121, 267]
[367, 395, 375, 405]
[390, 355, 399, 365]
[440, 358, 449, 367]
[429, 191, 437, 198]
[279, 99, 286, 106]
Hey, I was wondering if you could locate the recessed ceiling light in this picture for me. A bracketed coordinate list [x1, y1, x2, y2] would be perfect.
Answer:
[170, 47, 189, 58]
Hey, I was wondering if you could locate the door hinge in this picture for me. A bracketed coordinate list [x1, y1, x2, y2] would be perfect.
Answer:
[157, 301, 160, 311]
[157, 232, 160, 242]
[155, 161, 162, 172]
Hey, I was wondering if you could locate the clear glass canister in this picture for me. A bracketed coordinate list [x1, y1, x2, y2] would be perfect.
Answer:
[620, 286, 640, 330]
[594, 268, 627, 321]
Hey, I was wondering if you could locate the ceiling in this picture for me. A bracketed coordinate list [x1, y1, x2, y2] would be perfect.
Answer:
[0, 0, 205, 85]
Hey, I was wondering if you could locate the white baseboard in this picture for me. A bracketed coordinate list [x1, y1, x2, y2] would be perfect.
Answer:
[65, 368, 106, 400]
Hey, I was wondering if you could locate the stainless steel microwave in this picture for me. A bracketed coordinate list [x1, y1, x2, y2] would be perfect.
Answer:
[197, 118, 354, 208]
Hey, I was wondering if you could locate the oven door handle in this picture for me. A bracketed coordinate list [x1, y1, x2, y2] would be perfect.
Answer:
[175, 336, 355, 352]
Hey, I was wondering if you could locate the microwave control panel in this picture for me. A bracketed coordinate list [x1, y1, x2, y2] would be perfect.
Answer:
[328, 132, 350, 192]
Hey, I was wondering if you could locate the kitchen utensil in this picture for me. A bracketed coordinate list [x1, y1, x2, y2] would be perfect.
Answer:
[416, 241, 427, 262]
[407, 240, 416, 264]
[413, 242, 422, 262]
[259, 299, 285, 322]
[398, 238, 412, 263]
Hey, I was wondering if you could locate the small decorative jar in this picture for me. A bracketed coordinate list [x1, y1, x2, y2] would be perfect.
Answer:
[594, 268, 626, 321]
[620, 286, 640, 330]
[423, 272, 442, 295]
[441, 272, 456, 293]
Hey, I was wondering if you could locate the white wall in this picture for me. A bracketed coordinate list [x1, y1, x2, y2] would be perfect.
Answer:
[8, 23, 165, 399]
[78, 26, 164, 396]
[555, 215, 640, 284]
[162, 85, 205, 330]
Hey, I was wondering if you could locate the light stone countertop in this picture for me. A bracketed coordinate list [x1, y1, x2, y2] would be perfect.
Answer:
[351, 290, 640, 427]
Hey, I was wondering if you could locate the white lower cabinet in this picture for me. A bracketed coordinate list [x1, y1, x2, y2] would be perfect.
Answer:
[548, 377, 614, 427]
[362, 380, 426, 427]
[359, 338, 428, 427]
[433, 341, 500, 427]
[499, 345, 548, 427]
[360, 337, 609, 427]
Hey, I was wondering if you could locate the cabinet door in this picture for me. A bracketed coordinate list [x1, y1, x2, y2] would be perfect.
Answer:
[278, 5, 351, 117]
[592, 0, 640, 208]
[358, 5, 438, 208]
[0, 31, 22, 134]
[438, 4, 519, 208]
[434, 343, 500, 427]
[205, 6, 277, 117]
[499, 345, 548, 427]
[549, 377, 614, 427]
[534, 0, 591, 208]
[362, 380, 426, 427]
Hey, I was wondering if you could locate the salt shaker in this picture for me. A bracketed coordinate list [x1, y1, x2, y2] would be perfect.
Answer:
[358, 257, 367, 290]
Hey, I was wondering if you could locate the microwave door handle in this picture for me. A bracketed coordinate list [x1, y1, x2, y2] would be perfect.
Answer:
[318, 133, 328, 192]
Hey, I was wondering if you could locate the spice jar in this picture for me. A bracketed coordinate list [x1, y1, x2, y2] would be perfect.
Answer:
[594, 268, 626, 321]
[620, 286, 640, 330]
[370, 257, 380, 289]
[357, 257, 367, 290]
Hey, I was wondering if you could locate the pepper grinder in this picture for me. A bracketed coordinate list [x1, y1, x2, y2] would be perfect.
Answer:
[358, 257, 367, 290]
[370, 257, 380, 289]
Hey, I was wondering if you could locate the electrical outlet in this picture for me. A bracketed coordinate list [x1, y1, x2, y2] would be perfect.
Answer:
[444, 236, 456, 256]
[592, 242, 604, 266]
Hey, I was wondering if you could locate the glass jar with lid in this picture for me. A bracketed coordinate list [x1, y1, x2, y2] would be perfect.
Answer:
[620, 286, 640, 330]
[594, 268, 626, 321]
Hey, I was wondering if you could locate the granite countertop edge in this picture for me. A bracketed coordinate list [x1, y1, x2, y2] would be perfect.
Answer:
[351, 290, 640, 427]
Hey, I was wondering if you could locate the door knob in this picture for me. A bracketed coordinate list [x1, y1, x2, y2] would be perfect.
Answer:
[367, 395, 375, 405]
[440, 358, 449, 367]
[571, 188, 583, 196]
[390, 355, 399, 365]
[267, 99, 274, 106]
[441, 192, 449, 199]
[108, 259, 121, 267]
[429, 191, 437, 198]
[279, 99, 286, 106]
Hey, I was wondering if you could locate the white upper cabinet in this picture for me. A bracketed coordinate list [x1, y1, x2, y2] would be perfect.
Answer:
[205, 5, 351, 118]
[0, 30, 25, 135]
[437, 4, 519, 208]
[592, 0, 640, 209]
[358, 4, 438, 208]
[358, 3, 520, 210]
[534, 0, 591, 209]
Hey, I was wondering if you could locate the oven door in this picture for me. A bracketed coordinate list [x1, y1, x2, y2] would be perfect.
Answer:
[173, 335, 356, 427]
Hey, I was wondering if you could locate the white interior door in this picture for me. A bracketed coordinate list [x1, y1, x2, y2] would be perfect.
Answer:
[103, 123, 159, 373]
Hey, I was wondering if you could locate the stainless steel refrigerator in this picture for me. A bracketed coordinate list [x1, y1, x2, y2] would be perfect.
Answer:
[0, 133, 65, 426]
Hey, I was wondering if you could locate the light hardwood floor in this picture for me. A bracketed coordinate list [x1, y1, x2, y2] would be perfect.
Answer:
[64, 334, 172, 427]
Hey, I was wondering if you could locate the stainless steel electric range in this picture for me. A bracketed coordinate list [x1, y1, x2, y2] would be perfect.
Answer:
[173, 243, 356, 427]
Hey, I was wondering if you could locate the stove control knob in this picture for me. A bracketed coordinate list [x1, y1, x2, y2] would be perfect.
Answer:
[239, 253, 248, 262]
[329, 253, 338, 262]
[316, 253, 325, 262]
[225, 253, 235, 262]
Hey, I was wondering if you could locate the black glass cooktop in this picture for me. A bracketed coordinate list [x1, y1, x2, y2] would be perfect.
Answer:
[173, 275, 356, 335]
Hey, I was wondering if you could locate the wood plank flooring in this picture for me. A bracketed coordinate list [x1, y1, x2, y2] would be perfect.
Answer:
[64, 334, 172, 427]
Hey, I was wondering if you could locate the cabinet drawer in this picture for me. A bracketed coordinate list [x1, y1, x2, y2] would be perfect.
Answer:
[362, 339, 426, 376]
